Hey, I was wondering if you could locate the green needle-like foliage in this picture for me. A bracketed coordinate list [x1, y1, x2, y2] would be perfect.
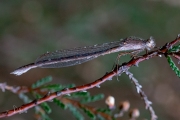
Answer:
[34, 93, 52, 114]
[96, 108, 112, 115]
[41, 84, 64, 91]
[81, 94, 104, 104]
[96, 114, 105, 120]
[40, 83, 76, 92]
[167, 56, 180, 77]
[168, 44, 180, 53]
[19, 93, 31, 103]
[27, 75, 110, 120]
[70, 92, 90, 98]
[53, 98, 67, 109]
[66, 104, 84, 120]
[35, 106, 52, 120]
[32, 76, 52, 89]
[81, 107, 96, 119]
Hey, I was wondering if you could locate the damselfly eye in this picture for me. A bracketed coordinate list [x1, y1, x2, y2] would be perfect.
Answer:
[146, 37, 156, 50]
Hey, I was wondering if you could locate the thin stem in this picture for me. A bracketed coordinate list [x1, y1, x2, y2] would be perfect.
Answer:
[125, 71, 157, 120]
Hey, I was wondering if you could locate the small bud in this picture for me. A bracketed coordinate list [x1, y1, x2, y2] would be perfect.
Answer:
[177, 34, 180, 38]
[105, 96, 115, 109]
[129, 108, 140, 119]
[119, 101, 130, 112]
[158, 54, 162, 57]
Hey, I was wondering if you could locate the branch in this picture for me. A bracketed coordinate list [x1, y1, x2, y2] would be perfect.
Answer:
[0, 35, 180, 118]
[0, 83, 45, 94]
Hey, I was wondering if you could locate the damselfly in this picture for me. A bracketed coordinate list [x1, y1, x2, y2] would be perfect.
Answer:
[11, 36, 156, 76]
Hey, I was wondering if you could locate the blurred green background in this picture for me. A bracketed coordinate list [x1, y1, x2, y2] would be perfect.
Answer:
[1, 0, 180, 120]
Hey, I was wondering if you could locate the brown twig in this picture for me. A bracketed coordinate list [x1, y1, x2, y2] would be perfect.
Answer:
[0, 83, 45, 94]
[0, 35, 180, 118]
[0, 82, 114, 119]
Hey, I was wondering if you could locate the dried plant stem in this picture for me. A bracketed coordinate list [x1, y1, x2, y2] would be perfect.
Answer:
[0, 83, 44, 94]
[125, 71, 157, 120]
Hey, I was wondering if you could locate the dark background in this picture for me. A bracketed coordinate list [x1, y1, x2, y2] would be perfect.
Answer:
[1, 0, 180, 120]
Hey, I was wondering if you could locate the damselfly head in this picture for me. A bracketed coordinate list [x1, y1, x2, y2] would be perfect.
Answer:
[145, 36, 156, 50]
